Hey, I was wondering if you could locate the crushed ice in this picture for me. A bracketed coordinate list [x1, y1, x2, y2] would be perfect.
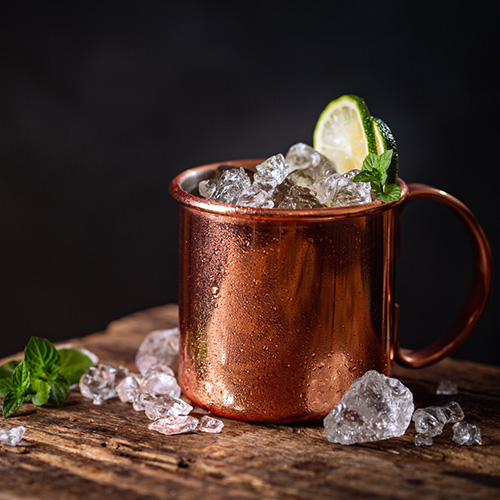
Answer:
[453, 422, 482, 446]
[436, 379, 458, 395]
[79, 363, 129, 405]
[324, 370, 414, 445]
[199, 143, 373, 208]
[412, 400, 481, 447]
[135, 328, 179, 375]
[323, 371, 482, 447]
[0, 425, 26, 446]
[78, 326, 224, 436]
[76, 329, 482, 446]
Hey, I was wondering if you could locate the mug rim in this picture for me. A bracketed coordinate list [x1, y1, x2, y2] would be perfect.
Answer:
[169, 159, 409, 220]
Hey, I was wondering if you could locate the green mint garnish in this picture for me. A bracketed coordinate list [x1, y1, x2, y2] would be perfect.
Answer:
[0, 337, 93, 417]
[12, 361, 31, 394]
[0, 361, 31, 417]
[30, 378, 51, 406]
[58, 348, 95, 385]
[1, 392, 26, 419]
[47, 376, 71, 407]
[353, 149, 402, 202]
[24, 337, 61, 380]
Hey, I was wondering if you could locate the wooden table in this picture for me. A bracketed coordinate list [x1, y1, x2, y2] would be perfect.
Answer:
[0, 305, 499, 499]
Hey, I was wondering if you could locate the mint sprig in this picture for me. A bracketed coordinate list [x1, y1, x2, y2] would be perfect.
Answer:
[353, 150, 402, 202]
[0, 337, 93, 417]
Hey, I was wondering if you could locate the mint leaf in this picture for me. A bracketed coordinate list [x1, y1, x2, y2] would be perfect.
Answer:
[2, 337, 89, 417]
[361, 152, 378, 173]
[47, 376, 71, 407]
[0, 377, 15, 397]
[371, 185, 384, 200]
[12, 361, 31, 394]
[0, 360, 20, 379]
[25, 337, 60, 380]
[377, 150, 393, 179]
[353, 171, 374, 183]
[2, 392, 25, 418]
[354, 149, 400, 203]
[378, 184, 402, 202]
[58, 348, 93, 385]
[31, 378, 51, 406]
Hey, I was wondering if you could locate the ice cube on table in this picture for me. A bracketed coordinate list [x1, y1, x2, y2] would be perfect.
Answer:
[116, 373, 142, 403]
[452, 422, 482, 446]
[440, 401, 465, 423]
[140, 366, 181, 398]
[140, 393, 193, 420]
[0, 425, 26, 446]
[412, 406, 447, 437]
[323, 370, 414, 445]
[148, 415, 199, 436]
[199, 167, 251, 205]
[437, 379, 458, 395]
[412, 401, 464, 437]
[135, 328, 179, 376]
[79, 364, 129, 405]
[414, 432, 433, 446]
[198, 416, 225, 434]
[132, 392, 146, 412]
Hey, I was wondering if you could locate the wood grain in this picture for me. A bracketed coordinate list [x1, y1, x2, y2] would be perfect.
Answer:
[1, 305, 499, 499]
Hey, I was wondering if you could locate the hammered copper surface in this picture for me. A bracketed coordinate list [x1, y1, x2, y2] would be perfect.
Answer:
[170, 160, 492, 423]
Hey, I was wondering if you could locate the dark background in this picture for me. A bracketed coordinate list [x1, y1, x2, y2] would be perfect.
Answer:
[1, 2, 498, 365]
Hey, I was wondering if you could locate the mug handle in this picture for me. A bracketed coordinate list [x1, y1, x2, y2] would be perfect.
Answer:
[394, 183, 493, 368]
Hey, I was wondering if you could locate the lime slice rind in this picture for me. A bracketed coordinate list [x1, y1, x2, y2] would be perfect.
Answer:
[372, 116, 398, 184]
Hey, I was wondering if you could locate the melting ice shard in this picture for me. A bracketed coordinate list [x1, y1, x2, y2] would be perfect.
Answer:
[141, 393, 193, 420]
[412, 401, 464, 437]
[323, 370, 414, 445]
[452, 422, 482, 446]
[0, 425, 26, 446]
[135, 328, 180, 376]
[140, 366, 181, 399]
[436, 379, 458, 395]
[116, 373, 142, 403]
[79, 364, 129, 405]
[148, 415, 199, 436]
[198, 415, 224, 434]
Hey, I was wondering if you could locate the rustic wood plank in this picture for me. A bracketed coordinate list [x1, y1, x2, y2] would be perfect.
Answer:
[1, 304, 499, 499]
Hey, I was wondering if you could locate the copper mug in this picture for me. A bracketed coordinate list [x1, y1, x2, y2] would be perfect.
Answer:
[170, 160, 492, 423]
